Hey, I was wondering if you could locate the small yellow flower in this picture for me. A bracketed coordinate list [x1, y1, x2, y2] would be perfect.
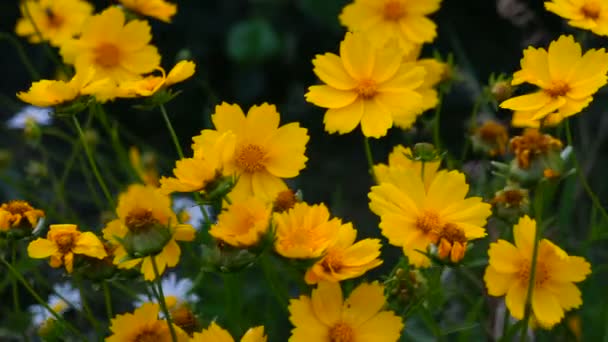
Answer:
[191, 322, 267, 342]
[305, 32, 427, 138]
[117, 61, 196, 98]
[129, 146, 160, 187]
[28, 224, 107, 273]
[472, 120, 509, 156]
[119, 0, 178, 23]
[304, 222, 382, 284]
[102, 185, 195, 280]
[484, 216, 591, 328]
[209, 197, 272, 247]
[500, 35, 608, 127]
[369, 169, 491, 267]
[192, 103, 309, 202]
[60, 7, 161, 83]
[373, 145, 440, 187]
[339, 0, 442, 51]
[289, 281, 403, 342]
[15, 0, 93, 47]
[106, 303, 190, 342]
[0, 200, 44, 232]
[545, 0, 608, 37]
[274, 203, 340, 259]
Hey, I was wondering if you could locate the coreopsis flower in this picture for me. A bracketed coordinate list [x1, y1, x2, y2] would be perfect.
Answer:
[0, 200, 44, 234]
[117, 60, 196, 98]
[369, 168, 491, 267]
[60, 7, 161, 83]
[15, 0, 93, 47]
[191, 322, 267, 342]
[304, 222, 382, 284]
[373, 145, 440, 187]
[27, 224, 107, 273]
[500, 35, 608, 127]
[102, 185, 196, 280]
[339, 0, 441, 52]
[7, 106, 52, 129]
[274, 203, 340, 259]
[510, 129, 563, 169]
[191, 103, 309, 201]
[209, 197, 271, 247]
[289, 281, 403, 342]
[129, 146, 160, 187]
[471, 120, 509, 156]
[106, 303, 190, 342]
[484, 216, 591, 328]
[545, 0, 608, 37]
[305, 32, 427, 138]
[119, 0, 178, 23]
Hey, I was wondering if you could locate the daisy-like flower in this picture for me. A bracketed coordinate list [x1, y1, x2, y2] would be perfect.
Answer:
[484, 216, 591, 328]
[27, 224, 107, 273]
[15, 0, 93, 47]
[7, 106, 52, 129]
[107, 303, 190, 342]
[369, 168, 491, 267]
[191, 103, 309, 202]
[305, 32, 427, 138]
[274, 203, 340, 259]
[119, 0, 178, 23]
[29, 282, 81, 327]
[117, 60, 196, 98]
[135, 273, 199, 309]
[304, 222, 382, 284]
[59, 7, 161, 83]
[0, 200, 44, 233]
[102, 184, 196, 281]
[289, 281, 403, 341]
[500, 35, 608, 127]
[373, 145, 440, 187]
[545, 0, 608, 37]
[173, 196, 209, 228]
[339, 0, 442, 51]
[192, 322, 267, 342]
[209, 197, 272, 247]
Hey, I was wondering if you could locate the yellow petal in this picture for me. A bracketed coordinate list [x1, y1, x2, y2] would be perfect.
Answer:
[500, 92, 551, 111]
[342, 282, 386, 326]
[514, 215, 536, 256]
[73, 232, 107, 259]
[532, 289, 564, 328]
[324, 99, 364, 134]
[166, 60, 196, 86]
[340, 32, 374, 79]
[311, 282, 343, 326]
[547, 35, 581, 81]
[360, 99, 392, 138]
[27, 238, 58, 258]
[400, 16, 437, 44]
[505, 281, 527, 320]
[484, 266, 516, 296]
[513, 47, 551, 87]
[354, 311, 403, 342]
[288, 297, 328, 341]
[241, 326, 267, 342]
[312, 53, 357, 90]
[487, 240, 522, 273]
[173, 224, 196, 241]
[305, 85, 358, 109]
[212, 102, 246, 134]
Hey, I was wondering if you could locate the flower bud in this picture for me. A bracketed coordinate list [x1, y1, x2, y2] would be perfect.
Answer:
[492, 186, 530, 221]
[490, 81, 514, 103]
[409, 143, 442, 163]
[122, 208, 172, 257]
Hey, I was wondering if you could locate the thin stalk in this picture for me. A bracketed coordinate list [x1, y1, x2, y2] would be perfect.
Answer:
[103, 282, 113, 323]
[433, 87, 446, 150]
[95, 103, 136, 180]
[363, 136, 378, 184]
[260, 255, 289, 312]
[11, 244, 21, 314]
[160, 104, 185, 159]
[75, 278, 102, 337]
[151, 256, 178, 342]
[0, 32, 39, 79]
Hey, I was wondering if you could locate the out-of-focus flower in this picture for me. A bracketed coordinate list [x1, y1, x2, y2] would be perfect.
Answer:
[545, 0, 608, 37]
[272, 189, 300, 213]
[191, 322, 267, 342]
[209, 197, 271, 248]
[117, 61, 196, 98]
[288, 281, 403, 342]
[135, 273, 199, 309]
[106, 303, 190, 342]
[173, 197, 208, 228]
[28, 224, 107, 273]
[0, 200, 44, 235]
[373, 145, 440, 187]
[119, 0, 178, 23]
[500, 35, 608, 127]
[484, 216, 591, 328]
[7, 106, 53, 129]
[369, 169, 491, 266]
[29, 282, 81, 328]
[15, 0, 93, 46]
[192, 103, 309, 202]
[492, 186, 530, 220]
[339, 0, 441, 52]
[129, 146, 160, 187]
[511, 129, 563, 169]
[471, 120, 509, 157]
[305, 32, 427, 137]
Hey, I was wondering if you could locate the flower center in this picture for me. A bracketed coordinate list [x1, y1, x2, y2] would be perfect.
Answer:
[438, 223, 467, 244]
[383, 0, 406, 21]
[416, 210, 442, 235]
[45, 8, 64, 28]
[518, 259, 550, 287]
[4, 200, 33, 215]
[510, 129, 563, 169]
[321, 250, 344, 273]
[171, 306, 198, 336]
[581, 2, 601, 20]
[125, 208, 160, 233]
[356, 79, 378, 99]
[133, 327, 165, 342]
[235, 144, 267, 173]
[94, 43, 121, 68]
[273, 189, 298, 213]
[329, 322, 355, 342]
[545, 80, 570, 98]
[56, 233, 75, 253]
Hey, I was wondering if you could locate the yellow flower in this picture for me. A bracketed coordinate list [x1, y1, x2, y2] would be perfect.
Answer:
[305, 32, 427, 138]
[500, 35, 608, 127]
[0, 200, 44, 232]
[339, 0, 441, 51]
[209, 197, 272, 247]
[373, 145, 440, 187]
[129, 146, 160, 187]
[106, 303, 190, 342]
[117, 61, 196, 98]
[472, 120, 509, 156]
[304, 222, 382, 284]
[191, 322, 267, 342]
[289, 281, 403, 342]
[102, 185, 195, 280]
[15, 0, 93, 47]
[510, 129, 563, 169]
[545, 0, 608, 36]
[484, 216, 591, 328]
[119, 0, 178, 23]
[192, 103, 309, 202]
[27, 224, 107, 273]
[274, 203, 340, 259]
[60, 7, 161, 83]
[369, 169, 491, 267]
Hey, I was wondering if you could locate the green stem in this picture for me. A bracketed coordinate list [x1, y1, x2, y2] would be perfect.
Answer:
[11, 244, 21, 314]
[363, 136, 378, 184]
[103, 282, 113, 323]
[222, 273, 243, 336]
[150, 256, 178, 342]
[160, 104, 185, 159]
[95, 103, 136, 180]
[260, 254, 289, 312]
[72, 115, 116, 209]
[433, 87, 446, 150]
[565, 120, 608, 223]
[75, 278, 102, 337]
[0, 32, 39, 80]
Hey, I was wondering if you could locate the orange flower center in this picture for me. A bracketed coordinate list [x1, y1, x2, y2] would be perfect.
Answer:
[273, 189, 298, 213]
[125, 208, 160, 233]
[356, 79, 378, 99]
[329, 322, 355, 342]
[321, 250, 344, 273]
[416, 210, 442, 235]
[235, 144, 267, 173]
[581, 2, 601, 20]
[133, 326, 166, 342]
[438, 223, 467, 244]
[4, 200, 34, 215]
[383, 0, 406, 21]
[518, 259, 550, 287]
[510, 129, 563, 169]
[545, 80, 570, 98]
[55, 233, 75, 253]
[171, 306, 198, 336]
[477, 121, 509, 155]
[45, 8, 64, 28]
[94, 43, 121, 68]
